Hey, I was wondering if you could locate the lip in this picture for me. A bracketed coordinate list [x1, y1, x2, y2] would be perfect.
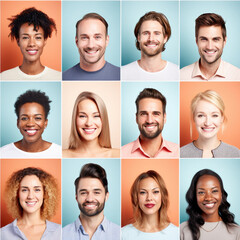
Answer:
[84, 49, 99, 56]
[83, 128, 96, 134]
[145, 204, 155, 208]
[203, 50, 217, 56]
[25, 201, 37, 207]
[144, 124, 157, 131]
[203, 202, 216, 209]
[25, 129, 38, 136]
[83, 202, 98, 209]
[27, 49, 38, 55]
[201, 127, 215, 132]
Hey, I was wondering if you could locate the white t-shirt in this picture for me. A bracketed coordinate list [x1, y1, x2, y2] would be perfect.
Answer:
[121, 223, 179, 240]
[0, 66, 61, 80]
[0, 142, 62, 158]
[121, 61, 179, 81]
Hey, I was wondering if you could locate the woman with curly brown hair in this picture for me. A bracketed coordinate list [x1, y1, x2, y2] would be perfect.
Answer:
[1, 167, 61, 240]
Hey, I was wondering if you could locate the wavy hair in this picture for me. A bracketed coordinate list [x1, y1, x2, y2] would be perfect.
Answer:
[5, 167, 59, 220]
[186, 169, 236, 240]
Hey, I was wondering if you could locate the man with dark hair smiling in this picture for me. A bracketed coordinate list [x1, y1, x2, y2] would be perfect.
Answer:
[62, 163, 120, 240]
[181, 13, 240, 80]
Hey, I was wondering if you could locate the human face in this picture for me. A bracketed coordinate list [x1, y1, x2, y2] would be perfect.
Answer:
[138, 177, 161, 216]
[19, 175, 44, 215]
[76, 99, 102, 142]
[196, 26, 226, 66]
[18, 23, 46, 63]
[17, 102, 48, 144]
[76, 177, 108, 217]
[138, 20, 167, 57]
[136, 98, 166, 139]
[76, 19, 109, 66]
[194, 100, 223, 140]
[196, 175, 222, 221]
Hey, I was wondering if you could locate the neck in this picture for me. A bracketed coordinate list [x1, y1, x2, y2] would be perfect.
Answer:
[80, 58, 106, 72]
[77, 138, 103, 153]
[202, 213, 221, 222]
[139, 135, 162, 157]
[199, 58, 221, 79]
[20, 59, 44, 75]
[18, 211, 44, 226]
[138, 53, 166, 72]
[15, 138, 46, 152]
[195, 136, 220, 150]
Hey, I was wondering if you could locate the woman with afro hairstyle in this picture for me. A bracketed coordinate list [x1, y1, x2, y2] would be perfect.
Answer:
[180, 169, 240, 240]
[1, 7, 61, 80]
[1, 167, 61, 240]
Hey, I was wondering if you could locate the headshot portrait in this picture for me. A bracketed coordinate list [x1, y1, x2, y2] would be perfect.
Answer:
[1, 158, 61, 239]
[121, 82, 179, 158]
[121, 158, 179, 239]
[180, 158, 240, 240]
[62, 1, 120, 80]
[180, 82, 240, 158]
[121, 1, 179, 81]
[0, 1, 61, 80]
[180, 2, 240, 81]
[62, 81, 120, 158]
[62, 158, 120, 239]
[0, 82, 61, 158]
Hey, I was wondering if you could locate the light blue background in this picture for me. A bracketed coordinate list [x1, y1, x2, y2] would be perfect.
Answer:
[180, 158, 240, 224]
[0, 82, 61, 146]
[121, 82, 179, 146]
[180, 1, 240, 68]
[122, 1, 179, 66]
[62, 158, 121, 227]
[62, 1, 120, 71]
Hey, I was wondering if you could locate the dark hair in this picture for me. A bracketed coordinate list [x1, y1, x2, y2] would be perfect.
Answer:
[74, 163, 108, 194]
[14, 90, 52, 119]
[8, 7, 56, 41]
[186, 169, 236, 240]
[76, 12, 108, 37]
[195, 13, 226, 40]
[135, 88, 167, 114]
[134, 11, 171, 51]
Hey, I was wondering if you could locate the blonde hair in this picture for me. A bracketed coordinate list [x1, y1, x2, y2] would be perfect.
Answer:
[130, 170, 170, 228]
[68, 91, 111, 149]
[190, 90, 226, 138]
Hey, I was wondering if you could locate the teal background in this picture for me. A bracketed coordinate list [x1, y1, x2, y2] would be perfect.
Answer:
[62, 158, 121, 227]
[180, 158, 240, 224]
[1, 82, 61, 146]
[62, 1, 120, 71]
[180, 1, 240, 68]
[122, 1, 179, 66]
[121, 82, 179, 146]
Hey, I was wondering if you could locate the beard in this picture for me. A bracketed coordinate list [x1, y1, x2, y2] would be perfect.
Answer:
[138, 122, 163, 139]
[140, 40, 164, 57]
[78, 200, 105, 217]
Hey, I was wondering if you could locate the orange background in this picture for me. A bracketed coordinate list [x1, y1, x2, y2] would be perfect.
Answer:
[1, 158, 61, 227]
[121, 158, 179, 227]
[180, 82, 240, 148]
[1, 1, 61, 72]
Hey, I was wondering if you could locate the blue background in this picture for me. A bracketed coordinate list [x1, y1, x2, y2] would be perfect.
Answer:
[121, 1, 179, 66]
[180, 1, 240, 68]
[1, 82, 61, 146]
[180, 158, 240, 224]
[62, 1, 120, 71]
[121, 82, 179, 146]
[62, 158, 121, 227]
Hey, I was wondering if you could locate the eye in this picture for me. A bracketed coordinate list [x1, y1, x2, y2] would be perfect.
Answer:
[81, 36, 88, 40]
[35, 117, 42, 120]
[94, 114, 100, 118]
[80, 192, 87, 195]
[36, 36, 42, 40]
[153, 190, 160, 194]
[94, 191, 101, 195]
[140, 112, 147, 116]
[20, 117, 28, 121]
[197, 114, 204, 118]
[35, 188, 41, 192]
[95, 36, 102, 40]
[139, 191, 146, 195]
[153, 112, 160, 116]
[197, 191, 205, 195]
[212, 189, 219, 193]
[22, 36, 29, 40]
[212, 114, 219, 118]
[79, 115, 86, 118]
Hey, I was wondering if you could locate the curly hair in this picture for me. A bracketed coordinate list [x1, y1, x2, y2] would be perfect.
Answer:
[14, 90, 52, 119]
[8, 7, 57, 41]
[130, 170, 170, 228]
[186, 169, 236, 240]
[5, 167, 59, 220]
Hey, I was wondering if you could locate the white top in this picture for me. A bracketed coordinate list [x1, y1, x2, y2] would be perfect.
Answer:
[121, 223, 179, 240]
[0, 142, 62, 158]
[121, 60, 179, 81]
[0, 66, 61, 81]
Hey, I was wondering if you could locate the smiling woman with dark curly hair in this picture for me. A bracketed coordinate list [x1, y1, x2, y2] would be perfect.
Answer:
[1, 167, 61, 240]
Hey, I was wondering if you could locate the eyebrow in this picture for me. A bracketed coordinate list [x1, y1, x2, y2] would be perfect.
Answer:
[140, 187, 160, 191]
[197, 186, 219, 190]
[78, 111, 99, 114]
[20, 186, 42, 188]
[79, 188, 102, 192]
[21, 33, 43, 35]
[20, 113, 43, 116]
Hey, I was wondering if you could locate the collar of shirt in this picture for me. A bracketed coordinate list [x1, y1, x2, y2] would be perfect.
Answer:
[192, 59, 226, 80]
[131, 137, 172, 158]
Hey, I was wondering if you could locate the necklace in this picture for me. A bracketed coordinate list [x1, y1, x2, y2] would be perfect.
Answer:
[200, 221, 220, 232]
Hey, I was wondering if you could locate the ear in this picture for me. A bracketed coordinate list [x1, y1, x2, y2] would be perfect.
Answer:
[136, 113, 139, 125]
[105, 192, 109, 202]
[43, 39, 47, 47]
[44, 119, 48, 129]
[75, 36, 78, 46]
[163, 35, 168, 44]
[163, 113, 166, 124]
[223, 36, 227, 47]
[17, 119, 20, 129]
[106, 35, 109, 47]
[17, 39, 20, 47]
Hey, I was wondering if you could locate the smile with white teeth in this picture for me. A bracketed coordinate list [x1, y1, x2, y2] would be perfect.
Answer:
[25, 129, 37, 135]
[201, 127, 214, 132]
[203, 202, 215, 208]
[26, 201, 37, 206]
[83, 128, 96, 134]
[204, 50, 217, 54]
[27, 50, 38, 55]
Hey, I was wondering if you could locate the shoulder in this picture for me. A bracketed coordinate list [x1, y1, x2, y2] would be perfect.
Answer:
[43, 67, 61, 80]
[121, 141, 135, 156]
[46, 220, 61, 231]
[180, 142, 202, 158]
[105, 62, 120, 70]
[0, 143, 17, 158]
[49, 143, 62, 151]
[63, 63, 81, 79]
[180, 62, 196, 80]
[1, 221, 17, 239]
[122, 61, 137, 70]
[1, 67, 20, 80]
[121, 224, 135, 237]
[106, 219, 120, 232]
[166, 61, 179, 70]
[216, 142, 240, 157]
[108, 148, 120, 158]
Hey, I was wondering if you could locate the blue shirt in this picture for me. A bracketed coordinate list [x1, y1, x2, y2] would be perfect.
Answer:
[62, 216, 120, 240]
[1, 219, 61, 240]
[62, 62, 120, 80]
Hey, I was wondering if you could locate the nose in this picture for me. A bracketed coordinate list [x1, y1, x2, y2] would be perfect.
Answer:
[26, 117, 35, 126]
[206, 40, 213, 50]
[205, 191, 213, 201]
[85, 117, 93, 126]
[28, 37, 36, 47]
[146, 114, 153, 123]
[204, 116, 212, 126]
[146, 192, 153, 201]
[87, 37, 94, 48]
[27, 190, 34, 199]
[148, 32, 154, 41]
[86, 192, 94, 202]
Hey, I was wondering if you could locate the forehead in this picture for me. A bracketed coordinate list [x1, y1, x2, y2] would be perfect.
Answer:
[196, 175, 220, 188]
[19, 23, 44, 34]
[78, 177, 105, 191]
[194, 100, 221, 114]
[138, 98, 163, 112]
[197, 25, 223, 39]
[77, 99, 99, 112]
[19, 102, 45, 115]
[139, 177, 159, 189]
[78, 18, 106, 35]
[140, 20, 163, 32]
[20, 174, 42, 186]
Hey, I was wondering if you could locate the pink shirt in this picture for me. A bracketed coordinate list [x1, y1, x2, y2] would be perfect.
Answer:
[121, 137, 179, 158]
[180, 59, 240, 81]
